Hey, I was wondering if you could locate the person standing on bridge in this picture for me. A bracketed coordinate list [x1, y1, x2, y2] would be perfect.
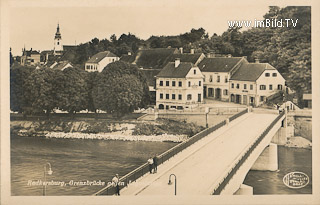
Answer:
[153, 154, 158, 173]
[112, 174, 120, 196]
[148, 157, 154, 174]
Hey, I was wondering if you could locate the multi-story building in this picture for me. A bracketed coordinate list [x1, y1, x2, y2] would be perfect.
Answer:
[198, 57, 248, 101]
[155, 59, 204, 110]
[20, 48, 41, 66]
[229, 63, 285, 106]
[85, 51, 119, 72]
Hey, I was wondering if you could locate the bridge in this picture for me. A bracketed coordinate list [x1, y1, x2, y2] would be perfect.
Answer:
[94, 108, 287, 196]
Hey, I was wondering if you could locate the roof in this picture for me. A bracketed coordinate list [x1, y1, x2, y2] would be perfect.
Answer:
[156, 62, 193, 78]
[86, 51, 118, 63]
[167, 53, 203, 65]
[120, 54, 135, 63]
[230, 63, 276, 81]
[131, 48, 178, 69]
[23, 49, 40, 57]
[140, 69, 160, 87]
[50, 61, 73, 70]
[198, 57, 243, 72]
[63, 45, 77, 52]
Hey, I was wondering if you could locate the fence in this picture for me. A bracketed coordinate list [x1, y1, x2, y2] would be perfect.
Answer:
[212, 111, 285, 195]
[93, 108, 249, 196]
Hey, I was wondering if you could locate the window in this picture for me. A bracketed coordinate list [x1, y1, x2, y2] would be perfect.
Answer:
[188, 81, 191, 87]
[199, 81, 201, 86]
[231, 83, 234, 88]
[269, 85, 273, 90]
[86, 65, 90, 70]
[217, 75, 220, 82]
[187, 94, 192, 100]
[57, 42, 59, 45]
[244, 84, 247, 89]
[112, 59, 115, 62]
[178, 94, 182, 100]
[160, 93, 163, 99]
[166, 81, 169, 86]
[194, 69, 196, 74]
[278, 84, 283, 90]
[265, 73, 270, 77]
[172, 94, 176, 100]
[250, 84, 253, 90]
[236, 84, 240, 89]
[203, 75, 206, 82]
[272, 73, 277, 77]
[160, 81, 163, 86]
[178, 81, 182, 87]
[224, 89, 228, 95]
[172, 81, 176, 87]
[225, 77, 228, 83]
[260, 85, 266, 90]
[260, 96, 265, 102]
[166, 94, 169, 99]
[209, 75, 213, 82]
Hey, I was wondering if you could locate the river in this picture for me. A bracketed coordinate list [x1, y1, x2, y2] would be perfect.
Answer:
[11, 136, 312, 196]
[11, 135, 177, 196]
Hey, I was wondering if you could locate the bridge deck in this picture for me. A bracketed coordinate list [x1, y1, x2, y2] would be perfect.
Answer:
[120, 112, 278, 195]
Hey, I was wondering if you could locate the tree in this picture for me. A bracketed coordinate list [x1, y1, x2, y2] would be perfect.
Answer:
[57, 67, 88, 114]
[10, 65, 35, 112]
[24, 68, 63, 116]
[93, 61, 149, 117]
[84, 71, 99, 112]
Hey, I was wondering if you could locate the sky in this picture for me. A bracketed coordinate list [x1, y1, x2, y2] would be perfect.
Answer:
[8, 0, 276, 56]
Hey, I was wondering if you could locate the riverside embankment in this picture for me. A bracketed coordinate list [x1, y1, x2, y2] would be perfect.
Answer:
[10, 118, 204, 142]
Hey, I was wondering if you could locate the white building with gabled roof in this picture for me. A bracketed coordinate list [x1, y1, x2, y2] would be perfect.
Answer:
[229, 63, 285, 107]
[155, 59, 204, 110]
[85, 51, 119, 72]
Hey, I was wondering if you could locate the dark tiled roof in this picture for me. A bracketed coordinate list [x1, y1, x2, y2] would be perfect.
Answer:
[230, 63, 276, 81]
[198, 57, 243, 72]
[156, 62, 193, 78]
[132, 48, 178, 69]
[120, 54, 135, 63]
[23, 50, 40, 57]
[53, 61, 73, 70]
[63, 45, 77, 52]
[86, 51, 118, 63]
[167, 53, 203, 65]
[140, 69, 160, 87]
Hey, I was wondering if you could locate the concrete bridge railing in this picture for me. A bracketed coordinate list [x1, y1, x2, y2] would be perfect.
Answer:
[211, 111, 286, 195]
[93, 108, 249, 196]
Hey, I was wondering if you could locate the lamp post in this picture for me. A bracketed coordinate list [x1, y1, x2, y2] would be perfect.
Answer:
[205, 107, 209, 128]
[168, 174, 177, 195]
[43, 162, 53, 196]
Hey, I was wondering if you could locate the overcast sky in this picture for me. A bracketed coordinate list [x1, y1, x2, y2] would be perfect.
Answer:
[9, 1, 280, 56]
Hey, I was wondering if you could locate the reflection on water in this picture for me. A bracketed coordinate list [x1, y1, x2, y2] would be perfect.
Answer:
[11, 135, 177, 196]
[244, 146, 312, 194]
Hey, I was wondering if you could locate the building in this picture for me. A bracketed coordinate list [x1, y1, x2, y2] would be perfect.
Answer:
[85, 51, 119, 72]
[229, 63, 285, 107]
[54, 24, 63, 55]
[198, 57, 248, 101]
[302, 93, 312, 109]
[49, 61, 73, 71]
[20, 48, 41, 66]
[155, 59, 204, 110]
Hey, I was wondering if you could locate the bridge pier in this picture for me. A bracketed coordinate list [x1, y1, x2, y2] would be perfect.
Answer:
[251, 143, 278, 171]
[234, 184, 253, 195]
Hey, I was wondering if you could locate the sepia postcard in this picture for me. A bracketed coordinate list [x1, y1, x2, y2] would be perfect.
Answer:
[1, 0, 320, 204]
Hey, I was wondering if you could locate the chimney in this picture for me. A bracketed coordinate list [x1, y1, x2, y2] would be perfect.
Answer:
[190, 49, 195, 54]
[255, 58, 260, 63]
[179, 47, 183, 54]
[175, 58, 180, 68]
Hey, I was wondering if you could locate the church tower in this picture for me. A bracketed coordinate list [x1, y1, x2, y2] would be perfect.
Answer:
[54, 23, 63, 55]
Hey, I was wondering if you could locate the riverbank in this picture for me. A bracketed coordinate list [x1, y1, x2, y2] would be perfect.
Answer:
[11, 118, 204, 142]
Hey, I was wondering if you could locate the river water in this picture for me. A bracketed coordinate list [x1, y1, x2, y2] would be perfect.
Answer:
[11, 135, 177, 196]
[11, 136, 312, 196]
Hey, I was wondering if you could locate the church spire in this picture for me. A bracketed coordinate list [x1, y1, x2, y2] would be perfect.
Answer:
[55, 23, 61, 39]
